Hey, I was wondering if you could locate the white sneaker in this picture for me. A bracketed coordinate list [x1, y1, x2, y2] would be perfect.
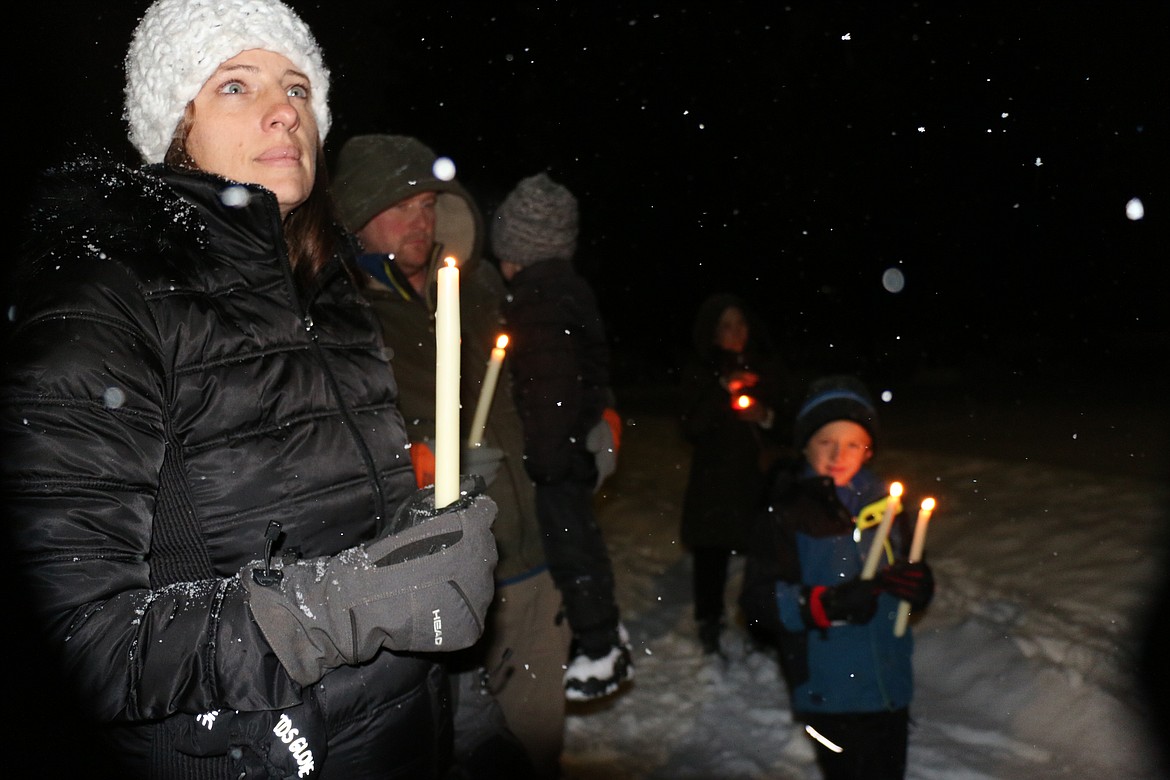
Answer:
[564, 625, 634, 701]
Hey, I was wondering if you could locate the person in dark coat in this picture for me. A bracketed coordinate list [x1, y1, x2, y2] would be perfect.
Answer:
[679, 293, 795, 654]
[0, 1, 498, 777]
[333, 134, 571, 780]
[491, 172, 632, 702]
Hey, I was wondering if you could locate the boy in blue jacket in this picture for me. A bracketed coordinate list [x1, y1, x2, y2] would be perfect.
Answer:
[740, 375, 935, 780]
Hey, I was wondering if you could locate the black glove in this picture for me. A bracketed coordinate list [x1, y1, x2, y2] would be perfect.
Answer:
[169, 693, 328, 778]
[228, 699, 329, 779]
[800, 577, 879, 629]
[243, 476, 498, 686]
[877, 561, 935, 610]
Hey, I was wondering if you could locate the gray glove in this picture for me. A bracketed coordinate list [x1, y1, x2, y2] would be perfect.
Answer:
[585, 418, 617, 491]
[461, 443, 505, 487]
[419, 439, 504, 487]
[243, 477, 499, 686]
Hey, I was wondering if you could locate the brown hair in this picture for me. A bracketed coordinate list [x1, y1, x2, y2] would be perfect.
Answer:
[164, 104, 341, 291]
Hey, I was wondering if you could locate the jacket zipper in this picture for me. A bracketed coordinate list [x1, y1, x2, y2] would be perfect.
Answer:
[271, 213, 388, 524]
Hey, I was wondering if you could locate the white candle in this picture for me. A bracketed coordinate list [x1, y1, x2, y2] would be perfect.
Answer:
[467, 334, 508, 448]
[861, 481, 903, 580]
[435, 257, 461, 508]
[894, 497, 936, 636]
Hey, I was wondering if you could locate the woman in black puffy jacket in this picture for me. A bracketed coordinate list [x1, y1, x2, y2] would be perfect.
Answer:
[1, 1, 498, 777]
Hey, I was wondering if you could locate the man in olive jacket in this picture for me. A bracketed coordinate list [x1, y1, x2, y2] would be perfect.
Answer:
[334, 135, 571, 780]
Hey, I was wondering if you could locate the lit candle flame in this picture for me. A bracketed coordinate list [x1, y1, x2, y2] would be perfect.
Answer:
[894, 495, 937, 636]
[861, 481, 904, 580]
[467, 333, 509, 449]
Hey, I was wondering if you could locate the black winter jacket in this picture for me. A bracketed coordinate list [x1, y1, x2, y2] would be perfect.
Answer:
[501, 258, 610, 485]
[679, 294, 794, 549]
[1, 161, 449, 777]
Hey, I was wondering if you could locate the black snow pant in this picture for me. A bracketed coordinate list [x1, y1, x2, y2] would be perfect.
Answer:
[534, 478, 621, 657]
[692, 545, 734, 626]
[801, 708, 909, 780]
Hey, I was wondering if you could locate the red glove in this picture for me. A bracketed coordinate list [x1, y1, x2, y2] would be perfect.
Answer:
[602, 407, 622, 456]
[801, 578, 879, 628]
[411, 440, 435, 489]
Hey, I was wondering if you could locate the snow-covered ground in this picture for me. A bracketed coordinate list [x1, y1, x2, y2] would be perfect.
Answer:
[561, 386, 1169, 779]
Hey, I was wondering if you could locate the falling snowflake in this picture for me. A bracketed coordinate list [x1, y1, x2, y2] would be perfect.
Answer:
[220, 185, 251, 208]
[1125, 197, 1144, 221]
[433, 157, 456, 181]
[881, 268, 905, 294]
[103, 387, 127, 409]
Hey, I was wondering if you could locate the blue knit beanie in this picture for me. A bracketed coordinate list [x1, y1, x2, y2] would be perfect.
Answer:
[793, 375, 879, 449]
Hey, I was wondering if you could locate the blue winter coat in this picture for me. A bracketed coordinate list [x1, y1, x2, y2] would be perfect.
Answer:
[741, 464, 916, 716]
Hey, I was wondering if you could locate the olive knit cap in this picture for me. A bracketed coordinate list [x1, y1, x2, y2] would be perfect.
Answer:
[490, 173, 579, 267]
[794, 375, 880, 449]
[124, 0, 331, 164]
[333, 135, 457, 233]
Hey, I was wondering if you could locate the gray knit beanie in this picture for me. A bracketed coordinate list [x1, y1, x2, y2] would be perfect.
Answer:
[793, 375, 880, 450]
[124, 0, 331, 164]
[490, 173, 579, 267]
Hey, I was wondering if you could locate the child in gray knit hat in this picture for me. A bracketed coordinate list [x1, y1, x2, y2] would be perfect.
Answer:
[492, 173, 633, 701]
[492, 172, 579, 269]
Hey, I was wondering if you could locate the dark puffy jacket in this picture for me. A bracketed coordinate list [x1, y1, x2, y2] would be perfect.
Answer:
[501, 258, 611, 485]
[679, 293, 794, 549]
[1, 160, 449, 778]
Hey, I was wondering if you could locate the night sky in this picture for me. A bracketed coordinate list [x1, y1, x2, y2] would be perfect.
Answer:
[17, 1, 1166, 390]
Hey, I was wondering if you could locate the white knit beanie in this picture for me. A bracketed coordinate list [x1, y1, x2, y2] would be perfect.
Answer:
[124, 0, 331, 164]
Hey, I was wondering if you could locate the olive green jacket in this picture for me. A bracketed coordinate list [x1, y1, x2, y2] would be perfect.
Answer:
[356, 213, 546, 581]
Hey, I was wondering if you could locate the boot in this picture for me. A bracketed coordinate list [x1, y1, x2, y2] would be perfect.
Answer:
[564, 623, 633, 701]
[698, 619, 722, 655]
